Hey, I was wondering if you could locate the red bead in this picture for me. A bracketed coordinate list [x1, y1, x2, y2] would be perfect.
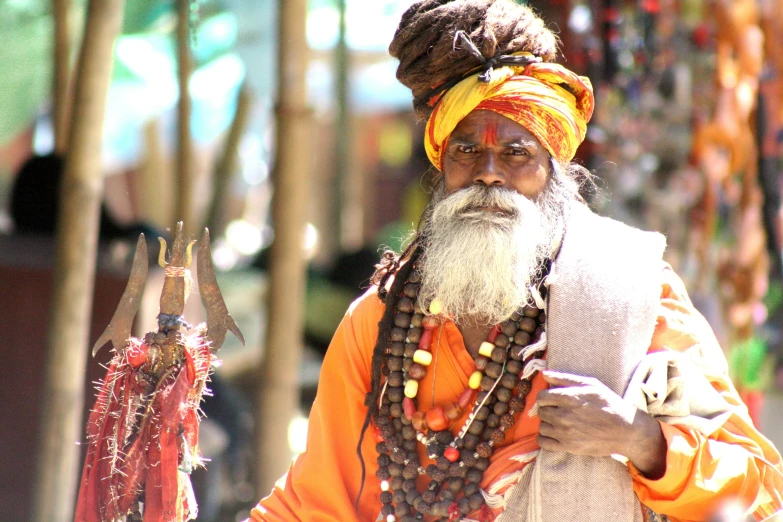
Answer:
[374, 425, 385, 443]
[457, 388, 476, 409]
[418, 328, 433, 351]
[403, 397, 416, 420]
[422, 315, 440, 330]
[444, 446, 460, 462]
[412, 411, 427, 432]
[426, 407, 449, 431]
[486, 325, 501, 343]
[444, 402, 462, 421]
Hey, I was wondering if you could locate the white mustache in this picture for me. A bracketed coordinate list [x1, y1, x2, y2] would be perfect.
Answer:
[438, 186, 526, 218]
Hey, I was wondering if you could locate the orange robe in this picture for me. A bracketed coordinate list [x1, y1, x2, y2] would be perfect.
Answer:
[251, 267, 783, 522]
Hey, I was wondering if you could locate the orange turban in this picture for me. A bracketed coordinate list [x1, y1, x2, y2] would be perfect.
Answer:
[424, 60, 594, 170]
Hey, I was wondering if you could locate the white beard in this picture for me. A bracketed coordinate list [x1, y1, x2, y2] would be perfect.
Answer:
[417, 183, 567, 326]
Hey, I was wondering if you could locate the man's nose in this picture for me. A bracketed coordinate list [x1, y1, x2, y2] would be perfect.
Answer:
[473, 152, 505, 187]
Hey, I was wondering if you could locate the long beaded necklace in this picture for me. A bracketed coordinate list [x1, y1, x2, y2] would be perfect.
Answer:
[372, 266, 549, 522]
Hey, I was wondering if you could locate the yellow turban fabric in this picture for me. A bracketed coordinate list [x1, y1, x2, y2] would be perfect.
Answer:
[424, 61, 594, 170]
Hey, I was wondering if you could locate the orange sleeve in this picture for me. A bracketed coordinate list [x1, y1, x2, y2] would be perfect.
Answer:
[631, 266, 783, 521]
[250, 287, 386, 522]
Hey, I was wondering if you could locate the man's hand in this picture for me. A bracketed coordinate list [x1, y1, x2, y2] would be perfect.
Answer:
[536, 370, 667, 479]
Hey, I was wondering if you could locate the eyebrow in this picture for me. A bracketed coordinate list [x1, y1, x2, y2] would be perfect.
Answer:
[448, 136, 539, 148]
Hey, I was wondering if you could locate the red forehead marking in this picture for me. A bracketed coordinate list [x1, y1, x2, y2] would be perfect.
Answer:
[481, 123, 499, 146]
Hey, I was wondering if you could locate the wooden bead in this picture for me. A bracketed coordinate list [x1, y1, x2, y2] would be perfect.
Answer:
[404, 379, 419, 398]
[436, 455, 451, 470]
[413, 349, 433, 366]
[509, 395, 526, 413]
[402, 358, 412, 372]
[486, 413, 500, 428]
[467, 419, 484, 436]
[466, 468, 483, 484]
[523, 305, 539, 317]
[376, 467, 391, 480]
[476, 442, 493, 458]
[501, 414, 516, 428]
[476, 391, 495, 405]
[403, 343, 417, 357]
[474, 457, 490, 471]
[509, 344, 525, 361]
[493, 334, 510, 349]
[394, 313, 412, 328]
[426, 407, 449, 431]
[506, 359, 523, 375]
[402, 425, 416, 441]
[514, 330, 531, 346]
[485, 362, 503, 379]
[500, 372, 518, 389]
[478, 341, 495, 358]
[500, 320, 518, 337]
[510, 310, 523, 322]
[479, 375, 495, 391]
[468, 370, 483, 389]
[474, 405, 490, 421]
[474, 355, 489, 371]
[410, 313, 423, 327]
[391, 327, 407, 342]
[493, 401, 509, 416]
[397, 296, 414, 313]
[519, 317, 537, 333]
[408, 363, 426, 380]
[407, 327, 422, 343]
[390, 403, 403, 418]
[490, 347, 507, 364]
[463, 433, 480, 450]
[388, 386, 404, 403]
[388, 371, 404, 387]
[403, 283, 418, 298]
[496, 386, 512, 403]
[463, 482, 479, 497]
[491, 429, 505, 444]
[517, 379, 532, 395]
[380, 491, 393, 503]
[390, 342, 405, 356]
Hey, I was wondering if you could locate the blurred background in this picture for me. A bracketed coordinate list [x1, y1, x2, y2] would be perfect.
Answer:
[0, 0, 781, 521]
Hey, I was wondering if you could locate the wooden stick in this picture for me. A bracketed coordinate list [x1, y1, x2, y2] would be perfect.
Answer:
[176, 0, 194, 235]
[32, 1, 125, 520]
[53, 0, 72, 154]
[255, 0, 312, 495]
[205, 83, 252, 234]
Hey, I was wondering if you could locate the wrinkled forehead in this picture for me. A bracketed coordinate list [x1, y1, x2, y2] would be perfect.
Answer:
[448, 110, 546, 149]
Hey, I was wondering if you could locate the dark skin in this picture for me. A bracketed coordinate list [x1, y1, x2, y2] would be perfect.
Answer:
[440, 110, 667, 480]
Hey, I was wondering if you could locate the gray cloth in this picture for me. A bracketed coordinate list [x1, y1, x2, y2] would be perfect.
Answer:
[503, 203, 666, 522]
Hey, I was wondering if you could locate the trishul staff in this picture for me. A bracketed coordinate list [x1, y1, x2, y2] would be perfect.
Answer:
[74, 223, 244, 522]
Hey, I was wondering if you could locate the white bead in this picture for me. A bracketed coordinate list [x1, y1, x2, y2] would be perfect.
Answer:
[387, 515, 397, 522]
[380, 480, 389, 492]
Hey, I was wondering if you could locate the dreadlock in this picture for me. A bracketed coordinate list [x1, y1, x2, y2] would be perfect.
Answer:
[389, 0, 560, 120]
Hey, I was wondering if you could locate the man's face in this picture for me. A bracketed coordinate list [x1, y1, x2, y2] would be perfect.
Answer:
[441, 110, 550, 199]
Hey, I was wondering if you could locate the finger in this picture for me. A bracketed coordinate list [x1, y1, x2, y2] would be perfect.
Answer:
[538, 419, 558, 438]
[535, 388, 582, 408]
[542, 370, 596, 388]
[536, 405, 560, 424]
[537, 434, 564, 452]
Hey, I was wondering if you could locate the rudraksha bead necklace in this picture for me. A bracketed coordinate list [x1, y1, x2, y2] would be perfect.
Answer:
[372, 267, 548, 522]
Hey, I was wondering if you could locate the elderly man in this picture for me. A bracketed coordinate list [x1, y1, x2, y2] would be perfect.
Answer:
[250, 1, 783, 521]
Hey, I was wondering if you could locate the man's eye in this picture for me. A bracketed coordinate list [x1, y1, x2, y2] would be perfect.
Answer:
[457, 145, 476, 153]
[508, 148, 529, 156]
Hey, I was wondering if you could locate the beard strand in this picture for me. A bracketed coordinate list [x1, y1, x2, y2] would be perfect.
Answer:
[417, 183, 568, 326]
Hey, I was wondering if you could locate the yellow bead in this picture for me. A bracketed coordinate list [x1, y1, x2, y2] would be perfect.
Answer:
[413, 349, 433, 366]
[429, 298, 443, 315]
[404, 379, 419, 398]
[478, 341, 495, 358]
[469, 371, 483, 390]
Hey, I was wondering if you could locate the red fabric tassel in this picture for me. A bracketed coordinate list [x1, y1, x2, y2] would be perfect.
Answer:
[479, 504, 496, 522]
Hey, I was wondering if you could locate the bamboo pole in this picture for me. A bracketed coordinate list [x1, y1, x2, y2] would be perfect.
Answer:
[255, 0, 311, 495]
[176, 0, 194, 234]
[205, 84, 252, 234]
[53, 0, 71, 154]
[32, 1, 125, 520]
